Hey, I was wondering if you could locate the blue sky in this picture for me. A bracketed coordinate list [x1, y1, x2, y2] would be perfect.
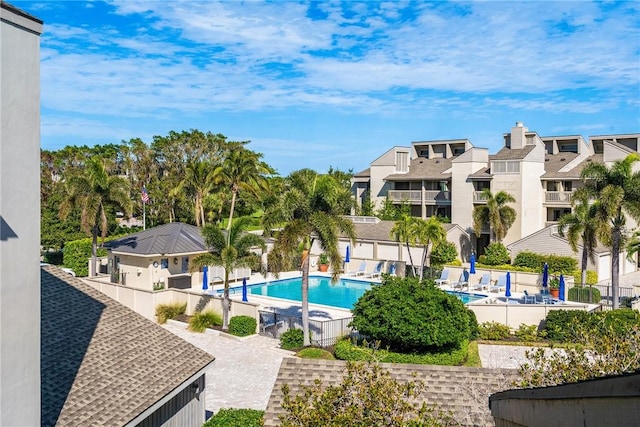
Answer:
[16, 0, 640, 175]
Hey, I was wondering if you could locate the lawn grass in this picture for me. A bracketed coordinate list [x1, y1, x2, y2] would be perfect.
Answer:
[296, 347, 335, 360]
[463, 341, 481, 367]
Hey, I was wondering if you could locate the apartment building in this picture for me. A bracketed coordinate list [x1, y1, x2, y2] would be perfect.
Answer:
[353, 122, 640, 256]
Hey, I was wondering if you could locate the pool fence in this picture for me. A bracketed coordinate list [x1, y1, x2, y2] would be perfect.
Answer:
[258, 310, 354, 347]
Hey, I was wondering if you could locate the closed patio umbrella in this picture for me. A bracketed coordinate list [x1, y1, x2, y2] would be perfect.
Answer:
[242, 277, 248, 302]
[559, 274, 565, 301]
[542, 263, 549, 292]
[202, 266, 208, 291]
[345, 245, 350, 274]
[469, 253, 476, 275]
[505, 271, 511, 298]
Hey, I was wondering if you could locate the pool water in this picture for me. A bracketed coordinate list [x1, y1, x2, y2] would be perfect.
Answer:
[229, 276, 486, 309]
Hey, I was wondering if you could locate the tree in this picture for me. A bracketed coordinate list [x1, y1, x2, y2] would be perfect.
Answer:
[279, 361, 453, 427]
[580, 153, 640, 309]
[59, 157, 132, 276]
[557, 189, 599, 288]
[626, 230, 640, 263]
[472, 189, 516, 243]
[171, 160, 218, 227]
[263, 169, 357, 346]
[191, 217, 265, 330]
[414, 217, 447, 280]
[390, 215, 418, 277]
[218, 142, 274, 236]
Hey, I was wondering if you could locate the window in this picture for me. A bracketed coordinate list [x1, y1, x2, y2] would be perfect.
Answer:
[396, 151, 408, 173]
[563, 181, 572, 191]
[493, 161, 520, 174]
[161, 258, 169, 269]
[182, 256, 189, 273]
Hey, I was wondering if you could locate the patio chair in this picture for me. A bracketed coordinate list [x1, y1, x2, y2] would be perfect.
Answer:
[489, 274, 507, 293]
[451, 271, 469, 290]
[523, 290, 536, 304]
[471, 273, 491, 291]
[349, 260, 367, 277]
[434, 269, 450, 287]
[368, 261, 385, 279]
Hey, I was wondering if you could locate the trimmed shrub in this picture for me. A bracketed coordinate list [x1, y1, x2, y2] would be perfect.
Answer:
[280, 328, 304, 350]
[514, 324, 539, 342]
[155, 302, 186, 324]
[334, 338, 469, 365]
[296, 348, 335, 360]
[203, 408, 263, 427]
[543, 310, 593, 342]
[467, 309, 479, 341]
[43, 250, 64, 265]
[188, 310, 222, 333]
[62, 238, 109, 277]
[351, 276, 470, 353]
[478, 243, 510, 266]
[430, 241, 458, 267]
[512, 251, 577, 274]
[571, 269, 598, 286]
[478, 322, 511, 340]
[568, 286, 601, 303]
[228, 315, 257, 337]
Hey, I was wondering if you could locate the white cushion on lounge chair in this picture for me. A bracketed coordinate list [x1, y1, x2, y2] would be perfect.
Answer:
[472, 273, 491, 291]
[368, 261, 385, 278]
[349, 260, 367, 277]
[435, 269, 450, 286]
[489, 275, 507, 293]
[451, 272, 469, 289]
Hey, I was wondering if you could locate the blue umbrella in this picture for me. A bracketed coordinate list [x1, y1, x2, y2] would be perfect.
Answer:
[559, 274, 565, 301]
[505, 271, 511, 298]
[469, 253, 476, 274]
[345, 245, 350, 263]
[542, 263, 549, 291]
[242, 277, 248, 302]
[202, 266, 208, 291]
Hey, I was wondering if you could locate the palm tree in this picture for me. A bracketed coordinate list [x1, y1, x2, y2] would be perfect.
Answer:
[191, 217, 265, 330]
[414, 217, 447, 281]
[557, 189, 599, 289]
[171, 160, 218, 227]
[390, 214, 418, 277]
[218, 143, 274, 236]
[263, 169, 357, 346]
[580, 153, 640, 309]
[59, 157, 132, 276]
[472, 189, 516, 243]
[626, 230, 640, 264]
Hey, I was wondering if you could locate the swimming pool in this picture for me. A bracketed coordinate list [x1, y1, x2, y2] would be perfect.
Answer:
[228, 276, 486, 309]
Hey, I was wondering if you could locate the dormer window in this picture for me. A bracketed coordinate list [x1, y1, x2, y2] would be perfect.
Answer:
[396, 151, 408, 173]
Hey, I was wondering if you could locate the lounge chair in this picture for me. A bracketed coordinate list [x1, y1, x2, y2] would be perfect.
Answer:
[451, 272, 469, 290]
[387, 262, 397, 276]
[434, 269, 450, 286]
[471, 273, 491, 291]
[489, 274, 507, 293]
[368, 261, 385, 278]
[349, 260, 367, 277]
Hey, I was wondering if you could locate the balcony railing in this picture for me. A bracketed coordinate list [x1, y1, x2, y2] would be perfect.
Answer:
[545, 191, 574, 203]
[388, 190, 450, 203]
[473, 191, 488, 203]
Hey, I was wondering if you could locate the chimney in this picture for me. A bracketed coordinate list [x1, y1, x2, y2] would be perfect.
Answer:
[510, 121, 528, 149]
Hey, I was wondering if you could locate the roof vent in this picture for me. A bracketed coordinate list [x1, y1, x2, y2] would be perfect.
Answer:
[560, 158, 566, 161]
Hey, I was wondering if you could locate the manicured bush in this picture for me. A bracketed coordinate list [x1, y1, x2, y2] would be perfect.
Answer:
[43, 250, 64, 265]
[333, 337, 468, 365]
[351, 276, 470, 353]
[296, 348, 335, 360]
[512, 251, 577, 274]
[62, 238, 109, 277]
[280, 328, 304, 350]
[203, 408, 264, 427]
[514, 324, 539, 342]
[188, 310, 223, 333]
[155, 302, 186, 324]
[568, 286, 601, 303]
[228, 315, 257, 337]
[600, 309, 640, 336]
[467, 309, 479, 341]
[543, 310, 593, 342]
[430, 241, 458, 267]
[478, 322, 511, 340]
[571, 269, 598, 286]
[478, 243, 510, 266]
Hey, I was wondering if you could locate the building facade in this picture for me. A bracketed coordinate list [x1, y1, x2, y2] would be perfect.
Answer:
[354, 122, 640, 261]
[0, 2, 43, 425]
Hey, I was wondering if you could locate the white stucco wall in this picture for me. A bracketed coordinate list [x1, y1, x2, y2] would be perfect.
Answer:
[0, 4, 42, 426]
[450, 148, 489, 236]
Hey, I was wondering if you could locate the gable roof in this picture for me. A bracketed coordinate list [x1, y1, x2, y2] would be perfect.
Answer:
[490, 145, 536, 161]
[41, 265, 215, 426]
[105, 222, 207, 256]
[385, 157, 453, 181]
[264, 358, 518, 426]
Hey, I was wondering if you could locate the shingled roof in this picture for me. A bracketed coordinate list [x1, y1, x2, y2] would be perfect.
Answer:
[105, 222, 207, 255]
[264, 358, 519, 426]
[385, 157, 453, 181]
[41, 265, 215, 426]
[348, 220, 460, 243]
[490, 145, 536, 161]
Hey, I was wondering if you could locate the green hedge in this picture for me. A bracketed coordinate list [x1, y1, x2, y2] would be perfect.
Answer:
[544, 309, 640, 342]
[512, 251, 577, 274]
[203, 408, 263, 427]
[568, 286, 601, 303]
[477, 243, 510, 265]
[333, 338, 469, 365]
[63, 238, 110, 277]
[571, 269, 598, 286]
[228, 315, 257, 337]
[280, 328, 304, 350]
[478, 322, 511, 340]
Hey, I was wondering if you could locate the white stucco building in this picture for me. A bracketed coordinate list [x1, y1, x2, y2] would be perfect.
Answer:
[0, 2, 43, 425]
[353, 122, 640, 278]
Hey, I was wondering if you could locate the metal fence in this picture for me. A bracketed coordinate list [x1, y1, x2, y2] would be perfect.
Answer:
[592, 284, 638, 310]
[258, 310, 354, 347]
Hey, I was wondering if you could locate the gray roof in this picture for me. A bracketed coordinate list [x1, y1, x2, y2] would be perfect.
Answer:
[264, 358, 518, 426]
[105, 222, 207, 255]
[353, 167, 370, 178]
[490, 145, 536, 161]
[468, 166, 492, 179]
[541, 153, 604, 179]
[385, 157, 452, 181]
[349, 220, 459, 243]
[41, 265, 215, 426]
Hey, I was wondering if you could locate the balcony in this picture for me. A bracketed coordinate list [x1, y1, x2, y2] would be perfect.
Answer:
[388, 190, 450, 203]
[545, 191, 574, 204]
[473, 191, 488, 203]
